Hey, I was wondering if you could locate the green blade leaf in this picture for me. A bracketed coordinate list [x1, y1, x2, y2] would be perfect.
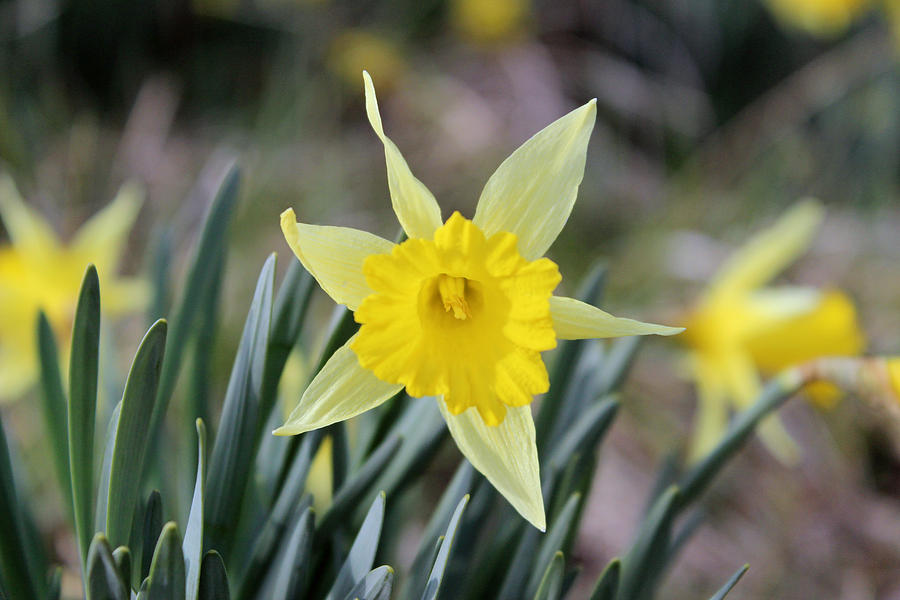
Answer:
[257, 261, 315, 445]
[617, 486, 680, 600]
[150, 159, 240, 446]
[588, 558, 620, 600]
[546, 397, 619, 478]
[678, 374, 803, 508]
[268, 506, 314, 599]
[204, 254, 276, 558]
[37, 310, 72, 514]
[420, 495, 468, 600]
[103, 320, 168, 548]
[198, 551, 230, 600]
[403, 463, 475, 600]
[0, 415, 42, 599]
[47, 566, 63, 600]
[142, 491, 164, 582]
[325, 492, 386, 600]
[525, 494, 581, 598]
[113, 547, 131, 591]
[147, 522, 186, 600]
[709, 565, 749, 600]
[317, 435, 401, 536]
[95, 401, 123, 543]
[184, 420, 207, 600]
[236, 432, 322, 597]
[342, 566, 394, 600]
[533, 553, 564, 600]
[87, 534, 128, 600]
[69, 264, 101, 571]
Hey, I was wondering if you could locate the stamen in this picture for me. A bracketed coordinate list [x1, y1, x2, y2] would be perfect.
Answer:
[437, 274, 471, 320]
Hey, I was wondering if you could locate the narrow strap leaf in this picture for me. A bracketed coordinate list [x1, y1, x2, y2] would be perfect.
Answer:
[198, 551, 229, 600]
[146, 522, 186, 600]
[532, 552, 564, 600]
[420, 495, 468, 600]
[325, 492, 386, 600]
[183, 420, 207, 600]
[588, 558, 620, 600]
[69, 264, 101, 571]
[141, 491, 164, 582]
[709, 565, 749, 600]
[86, 534, 128, 600]
[267, 506, 314, 599]
[37, 310, 72, 514]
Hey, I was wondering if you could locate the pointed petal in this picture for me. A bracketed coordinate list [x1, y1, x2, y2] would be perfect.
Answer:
[723, 352, 801, 465]
[363, 71, 443, 240]
[0, 175, 59, 252]
[439, 402, 545, 530]
[70, 182, 143, 273]
[687, 356, 729, 462]
[274, 335, 403, 436]
[473, 99, 597, 260]
[707, 200, 823, 300]
[280, 208, 394, 311]
[549, 296, 683, 340]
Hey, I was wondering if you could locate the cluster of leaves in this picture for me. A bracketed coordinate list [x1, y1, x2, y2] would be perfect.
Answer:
[0, 158, 800, 599]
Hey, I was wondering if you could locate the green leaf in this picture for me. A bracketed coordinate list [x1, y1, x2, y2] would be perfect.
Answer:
[236, 433, 322, 596]
[547, 397, 619, 477]
[257, 261, 315, 445]
[595, 336, 642, 397]
[525, 494, 581, 598]
[96, 401, 122, 538]
[420, 495, 468, 600]
[317, 435, 401, 536]
[147, 522, 186, 600]
[342, 566, 394, 600]
[102, 320, 168, 548]
[532, 553, 564, 600]
[113, 547, 131, 591]
[678, 375, 802, 508]
[48, 566, 63, 600]
[617, 486, 680, 600]
[198, 551, 230, 600]
[69, 264, 101, 570]
[709, 565, 749, 600]
[87, 534, 128, 600]
[184, 420, 207, 600]
[589, 559, 620, 600]
[535, 262, 607, 451]
[37, 310, 72, 514]
[272, 306, 358, 499]
[402, 464, 474, 600]
[150, 159, 240, 446]
[268, 506, 314, 599]
[204, 254, 276, 558]
[0, 415, 42, 599]
[325, 492, 386, 600]
[142, 491, 164, 582]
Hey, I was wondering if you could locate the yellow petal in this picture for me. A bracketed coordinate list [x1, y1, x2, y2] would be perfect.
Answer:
[0, 175, 60, 253]
[745, 289, 864, 374]
[687, 356, 730, 462]
[473, 99, 596, 260]
[274, 335, 403, 436]
[363, 71, 443, 240]
[439, 402, 545, 530]
[722, 351, 801, 465]
[707, 200, 824, 301]
[280, 208, 394, 311]
[70, 182, 143, 275]
[549, 296, 683, 340]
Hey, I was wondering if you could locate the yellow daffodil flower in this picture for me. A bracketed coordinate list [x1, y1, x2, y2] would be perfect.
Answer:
[275, 72, 682, 530]
[764, 0, 873, 37]
[681, 201, 865, 463]
[0, 176, 149, 401]
[328, 29, 406, 91]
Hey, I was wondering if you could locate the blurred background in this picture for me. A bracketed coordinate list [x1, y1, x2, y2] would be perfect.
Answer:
[3, 0, 900, 597]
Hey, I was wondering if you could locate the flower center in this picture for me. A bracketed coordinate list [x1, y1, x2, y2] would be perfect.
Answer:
[437, 274, 471, 320]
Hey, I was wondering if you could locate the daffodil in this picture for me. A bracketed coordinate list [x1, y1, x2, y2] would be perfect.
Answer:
[681, 201, 865, 462]
[764, 0, 872, 37]
[450, 0, 529, 44]
[275, 72, 682, 530]
[0, 176, 149, 401]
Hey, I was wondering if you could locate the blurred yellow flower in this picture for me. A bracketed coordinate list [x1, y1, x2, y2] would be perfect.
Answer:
[328, 30, 406, 91]
[681, 201, 864, 462]
[764, 0, 873, 37]
[0, 176, 149, 401]
[275, 72, 681, 530]
[450, 0, 530, 44]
